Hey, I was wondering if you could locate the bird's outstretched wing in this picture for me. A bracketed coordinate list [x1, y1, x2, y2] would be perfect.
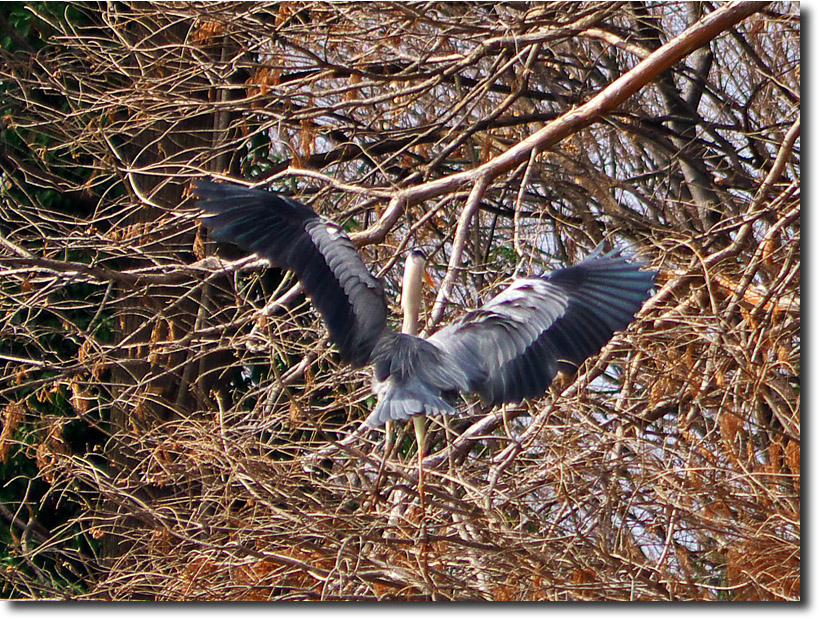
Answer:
[192, 180, 388, 367]
[429, 246, 655, 406]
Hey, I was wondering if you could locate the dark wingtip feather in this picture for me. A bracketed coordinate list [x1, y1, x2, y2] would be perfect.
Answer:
[190, 179, 388, 367]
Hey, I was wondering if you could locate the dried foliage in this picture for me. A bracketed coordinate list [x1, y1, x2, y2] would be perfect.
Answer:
[0, 1, 799, 601]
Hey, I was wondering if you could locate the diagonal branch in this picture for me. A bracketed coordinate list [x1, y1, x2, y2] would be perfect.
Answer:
[425, 176, 490, 330]
[351, 0, 769, 247]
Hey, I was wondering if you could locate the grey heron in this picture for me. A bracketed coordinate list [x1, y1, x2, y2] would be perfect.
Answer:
[192, 180, 656, 429]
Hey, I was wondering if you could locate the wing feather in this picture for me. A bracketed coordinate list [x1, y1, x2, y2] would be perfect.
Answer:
[429, 246, 655, 406]
[192, 180, 388, 367]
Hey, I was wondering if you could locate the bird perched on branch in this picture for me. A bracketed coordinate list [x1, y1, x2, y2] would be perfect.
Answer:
[192, 180, 655, 428]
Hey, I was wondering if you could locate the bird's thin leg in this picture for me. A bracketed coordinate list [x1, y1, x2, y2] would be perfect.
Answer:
[384, 420, 394, 463]
[413, 415, 427, 531]
[368, 421, 394, 510]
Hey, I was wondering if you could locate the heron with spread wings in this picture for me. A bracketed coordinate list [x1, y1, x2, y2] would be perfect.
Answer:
[192, 180, 655, 428]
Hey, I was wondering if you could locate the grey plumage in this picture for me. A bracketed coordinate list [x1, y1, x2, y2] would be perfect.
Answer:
[192, 180, 656, 428]
[428, 245, 655, 409]
[192, 180, 387, 367]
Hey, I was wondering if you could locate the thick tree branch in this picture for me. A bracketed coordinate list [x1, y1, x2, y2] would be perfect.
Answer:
[351, 0, 769, 246]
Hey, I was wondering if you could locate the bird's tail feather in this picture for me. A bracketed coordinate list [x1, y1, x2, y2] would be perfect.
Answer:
[367, 380, 456, 427]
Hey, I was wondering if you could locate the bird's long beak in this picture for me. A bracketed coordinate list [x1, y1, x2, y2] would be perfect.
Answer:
[423, 267, 434, 288]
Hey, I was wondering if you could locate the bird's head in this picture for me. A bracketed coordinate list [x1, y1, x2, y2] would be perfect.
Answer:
[407, 249, 434, 287]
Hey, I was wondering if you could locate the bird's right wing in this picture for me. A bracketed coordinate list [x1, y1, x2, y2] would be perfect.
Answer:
[192, 180, 388, 367]
[429, 246, 655, 406]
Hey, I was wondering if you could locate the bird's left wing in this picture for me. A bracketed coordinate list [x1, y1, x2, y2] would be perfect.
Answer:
[429, 246, 656, 406]
[192, 180, 388, 367]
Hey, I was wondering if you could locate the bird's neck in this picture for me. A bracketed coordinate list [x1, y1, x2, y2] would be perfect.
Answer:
[401, 256, 425, 336]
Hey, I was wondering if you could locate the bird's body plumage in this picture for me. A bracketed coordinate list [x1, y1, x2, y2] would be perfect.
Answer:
[193, 180, 656, 428]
